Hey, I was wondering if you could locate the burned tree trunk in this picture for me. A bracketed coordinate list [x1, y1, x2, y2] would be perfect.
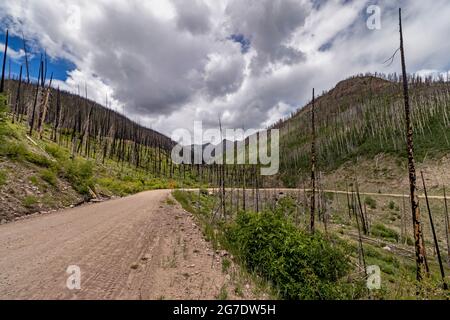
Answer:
[0, 29, 8, 93]
[399, 8, 427, 281]
[53, 87, 61, 142]
[12, 65, 23, 123]
[352, 190, 367, 275]
[242, 165, 246, 211]
[22, 32, 30, 83]
[444, 187, 450, 268]
[355, 180, 368, 235]
[38, 73, 53, 139]
[421, 172, 447, 289]
[346, 182, 352, 219]
[29, 64, 42, 136]
[310, 88, 316, 234]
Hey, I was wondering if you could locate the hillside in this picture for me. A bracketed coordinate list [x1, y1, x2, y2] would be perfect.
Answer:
[274, 74, 450, 189]
[0, 86, 201, 223]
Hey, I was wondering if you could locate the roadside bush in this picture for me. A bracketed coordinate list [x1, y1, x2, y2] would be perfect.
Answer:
[41, 169, 57, 186]
[172, 190, 194, 213]
[22, 195, 38, 208]
[97, 177, 144, 196]
[225, 210, 361, 299]
[64, 160, 94, 196]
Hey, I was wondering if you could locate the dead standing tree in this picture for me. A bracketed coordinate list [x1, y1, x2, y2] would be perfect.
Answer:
[38, 73, 53, 138]
[310, 88, 316, 234]
[218, 117, 226, 218]
[444, 187, 450, 267]
[12, 65, 23, 123]
[399, 8, 427, 281]
[29, 62, 42, 136]
[0, 29, 8, 93]
[22, 32, 30, 83]
[420, 172, 448, 290]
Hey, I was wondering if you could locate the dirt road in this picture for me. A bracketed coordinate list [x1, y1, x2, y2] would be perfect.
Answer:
[0, 190, 252, 300]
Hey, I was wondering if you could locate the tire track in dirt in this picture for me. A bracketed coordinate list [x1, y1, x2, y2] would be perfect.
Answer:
[0, 190, 259, 300]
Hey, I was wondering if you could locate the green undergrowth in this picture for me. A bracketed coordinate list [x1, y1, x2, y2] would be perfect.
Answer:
[0, 107, 197, 200]
[173, 190, 450, 300]
[173, 190, 365, 300]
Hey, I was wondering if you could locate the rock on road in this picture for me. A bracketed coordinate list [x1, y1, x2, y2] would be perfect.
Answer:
[0, 190, 248, 300]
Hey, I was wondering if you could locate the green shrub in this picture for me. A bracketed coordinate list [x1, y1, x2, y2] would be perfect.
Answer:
[222, 258, 231, 273]
[166, 197, 176, 205]
[64, 160, 94, 196]
[216, 285, 228, 300]
[225, 210, 361, 299]
[0, 142, 28, 159]
[22, 195, 38, 208]
[388, 201, 396, 210]
[40, 169, 57, 186]
[25, 152, 53, 167]
[173, 190, 195, 213]
[97, 177, 144, 196]
[0, 94, 7, 122]
[364, 196, 377, 209]
[274, 195, 297, 219]
[45, 144, 68, 161]
[0, 169, 7, 186]
[29, 175, 39, 186]
[371, 223, 400, 242]
[0, 139, 53, 169]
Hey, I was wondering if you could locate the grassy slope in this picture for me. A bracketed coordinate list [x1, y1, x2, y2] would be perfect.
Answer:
[0, 93, 200, 222]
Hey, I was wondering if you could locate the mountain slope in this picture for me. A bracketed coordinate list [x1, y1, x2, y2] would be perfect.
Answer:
[274, 74, 450, 187]
[0, 88, 198, 223]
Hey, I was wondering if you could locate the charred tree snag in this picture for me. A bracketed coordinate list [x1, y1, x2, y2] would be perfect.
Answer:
[22, 32, 30, 83]
[346, 182, 352, 219]
[38, 73, 53, 139]
[355, 180, 368, 235]
[421, 172, 447, 290]
[53, 87, 61, 142]
[310, 88, 316, 234]
[12, 65, 23, 124]
[399, 8, 427, 282]
[352, 190, 367, 276]
[242, 165, 246, 211]
[443, 187, 450, 268]
[29, 64, 42, 136]
[0, 29, 8, 93]
[218, 117, 226, 218]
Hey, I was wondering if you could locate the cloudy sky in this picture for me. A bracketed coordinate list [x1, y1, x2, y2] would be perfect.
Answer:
[1, 0, 450, 140]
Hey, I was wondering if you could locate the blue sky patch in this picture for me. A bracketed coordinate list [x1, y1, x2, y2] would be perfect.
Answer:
[229, 34, 251, 54]
[1, 31, 75, 82]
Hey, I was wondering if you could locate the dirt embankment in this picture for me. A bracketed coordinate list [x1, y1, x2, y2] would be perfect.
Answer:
[0, 159, 83, 224]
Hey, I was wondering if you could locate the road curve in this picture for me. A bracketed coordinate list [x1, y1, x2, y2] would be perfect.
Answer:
[0, 189, 244, 300]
